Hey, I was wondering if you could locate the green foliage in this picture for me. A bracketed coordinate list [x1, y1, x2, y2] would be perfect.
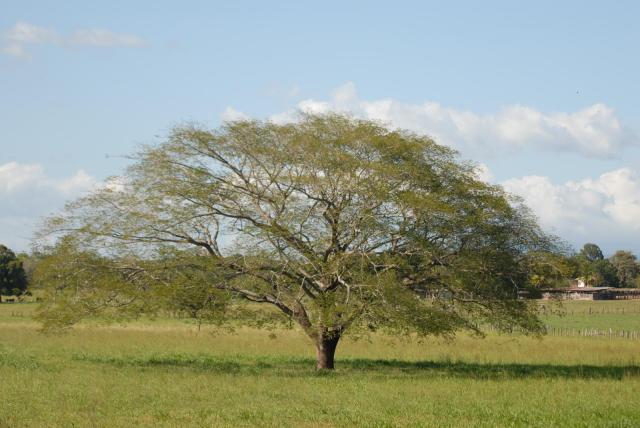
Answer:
[524, 251, 575, 289]
[580, 243, 604, 262]
[0, 244, 27, 297]
[16, 251, 42, 288]
[37, 114, 561, 367]
[534, 245, 640, 289]
[565, 243, 635, 288]
[610, 250, 640, 288]
[589, 259, 619, 287]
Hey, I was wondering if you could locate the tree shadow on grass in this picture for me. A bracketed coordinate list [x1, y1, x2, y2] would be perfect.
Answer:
[71, 353, 640, 380]
[339, 358, 640, 380]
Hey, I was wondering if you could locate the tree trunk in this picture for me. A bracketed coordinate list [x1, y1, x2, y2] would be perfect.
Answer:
[315, 334, 340, 370]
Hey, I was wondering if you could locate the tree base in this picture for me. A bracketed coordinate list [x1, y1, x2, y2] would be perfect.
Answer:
[315, 335, 339, 370]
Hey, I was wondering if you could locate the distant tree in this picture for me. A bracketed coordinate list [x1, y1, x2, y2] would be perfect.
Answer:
[580, 243, 604, 262]
[588, 259, 619, 287]
[36, 114, 560, 369]
[609, 250, 639, 288]
[525, 251, 574, 289]
[572, 243, 620, 287]
[0, 245, 28, 301]
[17, 252, 40, 286]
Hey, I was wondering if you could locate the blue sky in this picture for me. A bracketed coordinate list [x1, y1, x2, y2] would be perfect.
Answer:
[2, 1, 640, 254]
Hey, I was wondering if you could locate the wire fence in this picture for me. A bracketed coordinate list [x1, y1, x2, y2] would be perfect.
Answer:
[538, 306, 640, 316]
[544, 326, 640, 340]
[484, 324, 640, 340]
[4, 305, 640, 340]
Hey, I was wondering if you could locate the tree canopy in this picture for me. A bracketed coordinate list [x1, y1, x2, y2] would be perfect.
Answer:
[560, 243, 640, 288]
[36, 114, 560, 369]
[609, 250, 640, 288]
[0, 244, 28, 299]
[580, 243, 604, 262]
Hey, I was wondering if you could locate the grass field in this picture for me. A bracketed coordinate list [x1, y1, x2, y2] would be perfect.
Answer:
[540, 300, 640, 331]
[1, 302, 640, 427]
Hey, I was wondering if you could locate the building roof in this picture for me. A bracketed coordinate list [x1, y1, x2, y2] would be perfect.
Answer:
[541, 287, 611, 292]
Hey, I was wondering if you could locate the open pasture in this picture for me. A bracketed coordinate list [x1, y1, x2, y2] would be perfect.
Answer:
[1, 302, 640, 427]
[540, 300, 640, 331]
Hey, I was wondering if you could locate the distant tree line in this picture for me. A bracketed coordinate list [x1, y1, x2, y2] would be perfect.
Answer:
[1, 237, 638, 306]
[527, 242, 640, 289]
[3, 239, 639, 305]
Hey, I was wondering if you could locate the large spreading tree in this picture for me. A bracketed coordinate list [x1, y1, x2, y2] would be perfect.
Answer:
[37, 114, 558, 369]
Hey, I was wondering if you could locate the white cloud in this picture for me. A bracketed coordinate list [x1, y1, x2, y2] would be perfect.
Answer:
[266, 82, 637, 158]
[503, 168, 640, 253]
[54, 170, 96, 194]
[0, 162, 97, 251]
[474, 163, 494, 183]
[1, 21, 147, 58]
[220, 107, 249, 122]
[0, 162, 44, 192]
[0, 162, 95, 195]
[68, 29, 146, 48]
[5, 21, 58, 44]
[103, 176, 127, 193]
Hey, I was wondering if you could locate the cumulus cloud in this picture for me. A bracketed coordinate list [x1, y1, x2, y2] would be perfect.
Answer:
[1, 21, 146, 59]
[503, 168, 640, 253]
[474, 163, 494, 183]
[256, 82, 638, 158]
[0, 162, 97, 251]
[0, 162, 95, 194]
[4, 21, 58, 44]
[220, 107, 249, 122]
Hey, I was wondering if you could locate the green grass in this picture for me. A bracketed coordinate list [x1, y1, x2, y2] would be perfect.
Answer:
[1, 302, 640, 427]
[540, 300, 640, 330]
